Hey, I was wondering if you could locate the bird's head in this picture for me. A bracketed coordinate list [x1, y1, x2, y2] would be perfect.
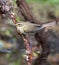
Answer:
[16, 23, 23, 27]
[16, 22, 27, 27]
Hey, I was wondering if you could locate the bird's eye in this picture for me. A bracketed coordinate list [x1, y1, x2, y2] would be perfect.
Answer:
[18, 24, 22, 27]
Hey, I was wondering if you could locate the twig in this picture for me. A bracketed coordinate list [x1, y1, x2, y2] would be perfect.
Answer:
[9, 12, 33, 65]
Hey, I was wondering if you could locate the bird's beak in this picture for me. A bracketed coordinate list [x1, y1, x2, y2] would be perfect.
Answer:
[15, 24, 18, 26]
[15, 24, 17, 27]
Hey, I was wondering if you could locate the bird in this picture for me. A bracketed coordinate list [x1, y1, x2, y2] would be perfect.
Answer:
[16, 22, 42, 34]
[16, 21, 57, 34]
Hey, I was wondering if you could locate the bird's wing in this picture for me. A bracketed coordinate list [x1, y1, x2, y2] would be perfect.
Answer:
[33, 26, 44, 32]
[42, 21, 56, 28]
[24, 23, 42, 33]
[33, 23, 42, 27]
[31, 21, 56, 32]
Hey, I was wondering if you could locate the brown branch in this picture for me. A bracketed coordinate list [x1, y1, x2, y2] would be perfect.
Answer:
[33, 33, 50, 65]
[35, 33, 50, 58]
[18, 33, 33, 65]
[9, 12, 32, 64]
[16, 0, 40, 23]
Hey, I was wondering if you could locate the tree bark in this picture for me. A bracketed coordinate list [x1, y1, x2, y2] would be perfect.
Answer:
[16, 0, 40, 23]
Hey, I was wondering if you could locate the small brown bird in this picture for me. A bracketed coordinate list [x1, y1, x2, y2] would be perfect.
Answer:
[16, 21, 57, 34]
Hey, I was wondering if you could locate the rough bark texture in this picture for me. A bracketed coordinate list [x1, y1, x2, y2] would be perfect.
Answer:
[16, 0, 50, 65]
[34, 33, 50, 65]
[16, 0, 40, 23]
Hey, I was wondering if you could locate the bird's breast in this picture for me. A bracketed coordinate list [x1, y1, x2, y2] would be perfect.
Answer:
[17, 26, 25, 34]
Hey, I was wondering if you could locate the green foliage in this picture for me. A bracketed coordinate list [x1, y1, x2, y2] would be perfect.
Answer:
[13, 0, 17, 7]
[26, 0, 40, 3]
[26, 0, 59, 4]
[16, 17, 20, 22]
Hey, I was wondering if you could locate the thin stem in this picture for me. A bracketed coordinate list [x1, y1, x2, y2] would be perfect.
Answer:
[9, 12, 33, 65]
